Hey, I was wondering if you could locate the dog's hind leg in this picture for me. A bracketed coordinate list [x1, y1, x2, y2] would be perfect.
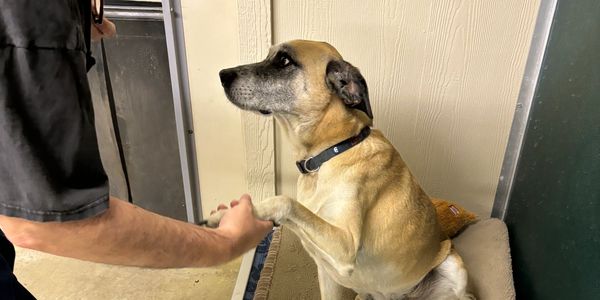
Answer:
[406, 250, 475, 300]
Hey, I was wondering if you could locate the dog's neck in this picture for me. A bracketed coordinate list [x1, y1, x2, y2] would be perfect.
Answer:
[276, 97, 371, 160]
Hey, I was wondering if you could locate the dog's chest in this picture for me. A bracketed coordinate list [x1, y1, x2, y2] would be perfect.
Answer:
[296, 175, 323, 211]
[296, 174, 350, 216]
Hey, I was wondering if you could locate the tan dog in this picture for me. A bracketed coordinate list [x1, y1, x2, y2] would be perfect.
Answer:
[213, 40, 473, 300]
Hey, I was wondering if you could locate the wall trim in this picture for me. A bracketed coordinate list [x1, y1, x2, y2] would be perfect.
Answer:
[491, 0, 558, 219]
[231, 0, 275, 299]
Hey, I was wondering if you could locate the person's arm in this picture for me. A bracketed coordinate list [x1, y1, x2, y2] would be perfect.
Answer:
[0, 195, 271, 268]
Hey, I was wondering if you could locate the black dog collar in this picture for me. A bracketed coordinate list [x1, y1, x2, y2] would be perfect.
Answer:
[296, 127, 371, 174]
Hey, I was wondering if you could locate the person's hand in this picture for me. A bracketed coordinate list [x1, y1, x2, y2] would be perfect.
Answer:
[214, 194, 273, 258]
[91, 17, 116, 42]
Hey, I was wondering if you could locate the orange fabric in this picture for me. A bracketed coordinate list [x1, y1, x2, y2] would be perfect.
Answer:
[431, 198, 478, 238]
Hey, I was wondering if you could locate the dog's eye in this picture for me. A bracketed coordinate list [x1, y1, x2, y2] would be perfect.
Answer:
[276, 53, 293, 68]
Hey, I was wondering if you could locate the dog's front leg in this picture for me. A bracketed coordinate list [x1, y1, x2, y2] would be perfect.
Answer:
[317, 265, 357, 300]
[205, 195, 363, 277]
[203, 195, 292, 228]
[253, 195, 363, 277]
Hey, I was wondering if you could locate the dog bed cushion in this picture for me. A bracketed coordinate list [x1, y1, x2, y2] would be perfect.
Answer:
[253, 218, 514, 299]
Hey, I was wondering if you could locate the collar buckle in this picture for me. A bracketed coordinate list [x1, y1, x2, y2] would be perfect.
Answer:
[303, 156, 320, 173]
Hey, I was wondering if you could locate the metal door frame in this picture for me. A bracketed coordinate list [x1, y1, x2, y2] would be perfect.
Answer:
[492, 0, 558, 219]
[102, 3, 200, 222]
[161, 0, 202, 223]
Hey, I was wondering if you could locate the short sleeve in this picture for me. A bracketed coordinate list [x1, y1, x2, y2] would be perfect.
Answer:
[0, 0, 109, 222]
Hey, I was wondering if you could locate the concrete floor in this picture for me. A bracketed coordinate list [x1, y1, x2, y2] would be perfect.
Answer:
[13, 247, 241, 300]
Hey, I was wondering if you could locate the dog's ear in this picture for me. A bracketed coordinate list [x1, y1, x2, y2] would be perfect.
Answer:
[325, 60, 373, 119]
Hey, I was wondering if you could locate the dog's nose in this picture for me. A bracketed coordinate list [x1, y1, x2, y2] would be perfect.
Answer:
[219, 69, 237, 89]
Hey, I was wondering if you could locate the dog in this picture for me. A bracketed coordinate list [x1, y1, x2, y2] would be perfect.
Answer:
[212, 40, 473, 300]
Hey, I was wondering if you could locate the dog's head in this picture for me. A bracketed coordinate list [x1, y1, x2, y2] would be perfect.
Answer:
[219, 40, 372, 119]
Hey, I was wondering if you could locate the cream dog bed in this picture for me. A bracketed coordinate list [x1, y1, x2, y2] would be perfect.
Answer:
[254, 218, 514, 300]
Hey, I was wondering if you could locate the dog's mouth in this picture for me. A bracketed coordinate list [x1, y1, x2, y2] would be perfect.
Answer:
[227, 98, 273, 116]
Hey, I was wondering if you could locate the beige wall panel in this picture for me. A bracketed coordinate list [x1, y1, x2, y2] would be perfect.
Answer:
[273, 0, 541, 216]
[181, 0, 246, 218]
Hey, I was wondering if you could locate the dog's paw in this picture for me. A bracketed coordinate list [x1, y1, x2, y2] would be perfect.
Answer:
[204, 209, 227, 228]
[254, 196, 293, 224]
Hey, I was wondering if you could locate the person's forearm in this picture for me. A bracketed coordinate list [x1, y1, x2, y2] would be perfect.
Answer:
[0, 197, 237, 268]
